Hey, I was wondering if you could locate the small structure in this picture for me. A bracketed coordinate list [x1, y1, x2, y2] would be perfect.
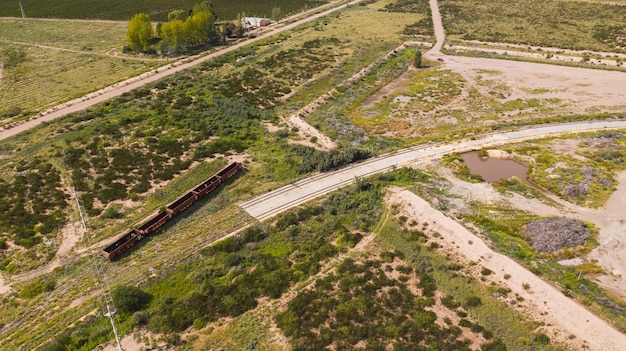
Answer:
[241, 17, 271, 30]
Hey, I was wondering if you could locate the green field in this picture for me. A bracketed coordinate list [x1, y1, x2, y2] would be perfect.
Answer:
[0, 0, 625, 349]
[0, 1, 421, 274]
[440, 0, 626, 52]
[0, 18, 161, 123]
[0, 0, 327, 21]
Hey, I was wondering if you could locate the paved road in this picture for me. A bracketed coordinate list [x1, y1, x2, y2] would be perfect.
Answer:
[240, 120, 626, 220]
[0, 0, 362, 141]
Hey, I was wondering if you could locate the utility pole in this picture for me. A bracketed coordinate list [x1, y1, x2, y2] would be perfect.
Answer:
[19, 1, 26, 18]
[73, 188, 124, 351]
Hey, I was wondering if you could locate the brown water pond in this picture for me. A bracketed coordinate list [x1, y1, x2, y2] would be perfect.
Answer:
[460, 151, 530, 183]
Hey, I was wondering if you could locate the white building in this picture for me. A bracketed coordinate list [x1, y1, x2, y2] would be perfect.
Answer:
[241, 17, 270, 30]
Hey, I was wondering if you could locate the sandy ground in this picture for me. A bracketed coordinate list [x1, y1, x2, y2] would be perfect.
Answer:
[3, 220, 86, 288]
[425, 0, 626, 117]
[443, 55, 626, 115]
[446, 43, 626, 67]
[433, 160, 626, 299]
[0, 273, 8, 294]
[387, 186, 626, 350]
[285, 42, 426, 150]
[585, 171, 626, 298]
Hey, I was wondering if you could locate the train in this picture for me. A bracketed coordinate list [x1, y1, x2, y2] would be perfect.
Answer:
[102, 162, 243, 261]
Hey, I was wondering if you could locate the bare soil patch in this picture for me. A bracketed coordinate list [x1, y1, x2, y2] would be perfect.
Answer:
[443, 55, 626, 115]
[0, 272, 10, 295]
[434, 156, 626, 301]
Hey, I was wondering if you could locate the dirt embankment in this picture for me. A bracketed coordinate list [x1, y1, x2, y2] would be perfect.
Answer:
[286, 42, 423, 150]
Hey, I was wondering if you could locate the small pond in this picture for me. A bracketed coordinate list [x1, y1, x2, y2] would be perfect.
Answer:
[460, 151, 530, 184]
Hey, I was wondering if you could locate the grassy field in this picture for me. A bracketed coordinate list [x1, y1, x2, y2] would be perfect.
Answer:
[0, 18, 161, 123]
[439, 0, 626, 53]
[0, 0, 327, 21]
[0, 4, 425, 349]
[1, 0, 625, 349]
[502, 131, 626, 208]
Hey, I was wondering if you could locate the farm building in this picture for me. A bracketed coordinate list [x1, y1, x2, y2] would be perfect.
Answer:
[241, 17, 271, 30]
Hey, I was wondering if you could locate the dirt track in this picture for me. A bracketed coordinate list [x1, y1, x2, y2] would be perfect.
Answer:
[0, 0, 365, 142]
[2, 0, 626, 347]
[387, 187, 626, 350]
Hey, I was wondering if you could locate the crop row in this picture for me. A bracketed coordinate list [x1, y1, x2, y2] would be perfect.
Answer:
[0, 0, 327, 21]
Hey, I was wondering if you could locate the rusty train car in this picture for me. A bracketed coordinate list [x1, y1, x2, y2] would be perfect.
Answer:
[102, 162, 243, 260]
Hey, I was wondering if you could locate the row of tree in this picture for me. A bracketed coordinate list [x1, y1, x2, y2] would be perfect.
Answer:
[127, 1, 219, 54]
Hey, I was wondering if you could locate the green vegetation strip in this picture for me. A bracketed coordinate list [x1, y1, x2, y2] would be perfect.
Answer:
[0, 0, 327, 21]
[440, 0, 626, 53]
[377, 219, 559, 351]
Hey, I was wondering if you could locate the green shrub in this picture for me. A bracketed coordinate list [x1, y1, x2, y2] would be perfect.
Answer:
[19, 279, 56, 299]
[193, 317, 206, 330]
[533, 333, 550, 345]
[481, 339, 507, 351]
[465, 296, 482, 307]
[111, 285, 151, 314]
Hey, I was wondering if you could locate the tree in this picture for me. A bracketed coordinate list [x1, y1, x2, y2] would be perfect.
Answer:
[414, 50, 422, 68]
[160, 3, 217, 53]
[168, 9, 187, 21]
[222, 22, 236, 37]
[187, 10, 215, 45]
[192, 1, 214, 17]
[160, 19, 187, 53]
[232, 25, 244, 38]
[127, 13, 153, 53]
[271, 7, 282, 21]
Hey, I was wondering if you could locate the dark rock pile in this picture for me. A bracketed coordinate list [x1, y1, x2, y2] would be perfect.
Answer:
[587, 132, 623, 148]
[560, 166, 609, 198]
[524, 218, 589, 253]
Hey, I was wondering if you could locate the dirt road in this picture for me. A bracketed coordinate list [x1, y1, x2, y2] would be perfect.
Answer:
[0, 0, 364, 142]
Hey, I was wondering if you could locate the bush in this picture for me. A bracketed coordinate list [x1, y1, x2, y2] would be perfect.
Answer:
[481, 339, 507, 351]
[102, 206, 123, 219]
[533, 333, 550, 345]
[19, 279, 56, 298]
[465, 296, 482, 307]
[132, 311, 149, 325]
[193, 317, 206, 330]
[111, 285, 151, 314]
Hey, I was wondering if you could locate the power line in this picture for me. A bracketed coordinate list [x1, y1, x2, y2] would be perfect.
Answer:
[73, 187, 124, 351]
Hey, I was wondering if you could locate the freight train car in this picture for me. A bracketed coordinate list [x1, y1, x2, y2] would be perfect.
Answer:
[137, 211, 171, 235]
[193, 175, 221, 197]
[102, 162, 243, 260]
[166, 191, 198, 216]
[102, 230, 143, 261]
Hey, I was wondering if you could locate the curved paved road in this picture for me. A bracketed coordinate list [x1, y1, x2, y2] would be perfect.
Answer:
[240, 120, 626, 220]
